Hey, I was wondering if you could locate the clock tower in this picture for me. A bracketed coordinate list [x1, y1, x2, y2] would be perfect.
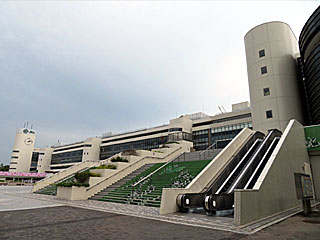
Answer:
[9, 128, 36, 173]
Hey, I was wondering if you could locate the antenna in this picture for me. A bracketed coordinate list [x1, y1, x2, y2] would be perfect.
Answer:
[26, 121, 29, 128]
[218, 106, 223, 114]
[23, 123, 26, 128]
[221, 105, 227, 113]
[31, 124, 33, 129]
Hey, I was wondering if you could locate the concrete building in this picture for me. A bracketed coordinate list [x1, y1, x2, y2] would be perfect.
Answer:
[29, 5, 320, 228]
[9, 102, 252, 173]
[299, 6, 320, 124]
[244, 21, 304, 134]
[9, 128, 36, 173]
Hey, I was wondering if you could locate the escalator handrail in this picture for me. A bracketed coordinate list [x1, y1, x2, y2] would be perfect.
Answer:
[226, 130, 275, 194]
[244, 137, 280, 189]
[215, 138, 263, 195]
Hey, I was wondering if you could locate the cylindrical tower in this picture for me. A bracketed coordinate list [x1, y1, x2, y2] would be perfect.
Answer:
[244, 21, 304, 133]
[299, 6, 320, 124]
[9, 128, 36, 172]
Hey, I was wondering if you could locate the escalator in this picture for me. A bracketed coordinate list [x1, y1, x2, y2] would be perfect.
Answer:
[177, 129, 282, 214]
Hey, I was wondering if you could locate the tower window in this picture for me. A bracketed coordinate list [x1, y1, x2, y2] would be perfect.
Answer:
[266, 110, 273, 119]
[263, 88, 270, 96]
[259, 49, 265, 58]
[261, 66, 267, 74]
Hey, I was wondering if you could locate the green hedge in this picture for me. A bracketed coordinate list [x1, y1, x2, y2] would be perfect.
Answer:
[110, 156, 128, 163]
[74, 171, 90, 183]
[90, 172, 102, 177]
[94, 164, 117, 170]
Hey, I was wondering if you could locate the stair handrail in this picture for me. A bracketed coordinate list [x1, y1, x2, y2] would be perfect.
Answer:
[33, 154, 122, 192]
[199, 142, 219, 160]
[132, 152, 185, 187]
[34, 159, 98, 185]
[86, 146, 183, 192]
[199, 142, 217, 156]
[226, 130, 275, 194]
[244, 136, 280, 189]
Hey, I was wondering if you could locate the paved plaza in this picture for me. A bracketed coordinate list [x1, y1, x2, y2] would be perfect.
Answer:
[0, 186, 320, 239]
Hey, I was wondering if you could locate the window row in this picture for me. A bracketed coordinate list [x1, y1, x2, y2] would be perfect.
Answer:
[211, 122, 252, 133]
[193, 129, 209, 136]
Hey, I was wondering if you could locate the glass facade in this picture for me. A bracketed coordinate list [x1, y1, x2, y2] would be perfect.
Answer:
[192, 113, 251, 128]
[30, 152, 40, 171]
[100, 136, 169, 160]
[193, 122, 253, 151]
[193, 129, 210, 151]
[51, 150, 83, 165]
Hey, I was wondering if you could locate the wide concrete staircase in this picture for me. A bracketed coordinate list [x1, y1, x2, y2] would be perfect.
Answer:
[32, 160, 99, 193]
[90, 160, 211, 207]
[90, 163, 158, 201]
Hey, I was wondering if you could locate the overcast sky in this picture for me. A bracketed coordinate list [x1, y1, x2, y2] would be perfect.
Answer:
[0, 1, 318, 165]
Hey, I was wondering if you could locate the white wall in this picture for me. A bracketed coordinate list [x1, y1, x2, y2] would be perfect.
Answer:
[234, 120, 310, 226]
[160, 128, 254, 214]
[9, 128, 36, 172]
[245, 22, 304, 134]
[82, 137, 102, 162]
[37, 148, 53, 173]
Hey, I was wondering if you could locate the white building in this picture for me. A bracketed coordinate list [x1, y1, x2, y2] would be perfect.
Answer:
[9, 102, 252, 173]
[9, 128, 36, 172]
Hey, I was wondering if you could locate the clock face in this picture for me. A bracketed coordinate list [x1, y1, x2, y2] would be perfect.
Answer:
[24, 138, 33, 145]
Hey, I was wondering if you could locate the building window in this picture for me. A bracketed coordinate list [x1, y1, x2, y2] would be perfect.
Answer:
[261, 66, 267, 74]
[259, 49, 265, 58]
[263, 88, 270, 96]
[266, 110, 273, 119]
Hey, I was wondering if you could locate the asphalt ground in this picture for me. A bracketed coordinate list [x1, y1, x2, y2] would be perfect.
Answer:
[0, 205, 319, 240]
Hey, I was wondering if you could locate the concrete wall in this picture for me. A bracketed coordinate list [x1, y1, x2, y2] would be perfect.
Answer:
[9, 128, 36, 172]
[82, 137, 102, 162]
[234, 120, 310, 226]
[37, 148, 53, 173]
[160, 128, 254, 214]
[245, 21, 304, 134]
[169, 115, 193, 133]
[57, 186, 87, 200]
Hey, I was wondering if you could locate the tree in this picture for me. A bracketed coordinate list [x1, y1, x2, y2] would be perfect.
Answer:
[0, 163, 9, 171]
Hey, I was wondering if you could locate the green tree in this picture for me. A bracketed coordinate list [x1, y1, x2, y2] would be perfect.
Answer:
[0, 163, 9, 171]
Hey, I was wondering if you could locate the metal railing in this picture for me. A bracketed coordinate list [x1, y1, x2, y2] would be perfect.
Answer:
[86, 146, 183, 198]
[127, 151, 205, 206]
[32, 154, 121, 193]
[132, 152, 185, 187]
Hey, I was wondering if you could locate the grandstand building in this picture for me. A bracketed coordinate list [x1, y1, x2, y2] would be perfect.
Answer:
[26, 5, 320, 227]
[9, 102, 252, 173]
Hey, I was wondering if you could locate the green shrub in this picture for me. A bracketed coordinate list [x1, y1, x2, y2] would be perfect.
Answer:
[152, 150, 163, 153]
[94, 164, 117, 170]
[121, 149, 138, 156]
[56, 182, 89, 187]
[74, 171, 90, 183]
[90, 172, 101, 177]
[110, 156, 128, 163]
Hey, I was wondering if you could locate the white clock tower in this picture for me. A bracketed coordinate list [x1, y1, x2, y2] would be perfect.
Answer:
[9, 128, 36, 172]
